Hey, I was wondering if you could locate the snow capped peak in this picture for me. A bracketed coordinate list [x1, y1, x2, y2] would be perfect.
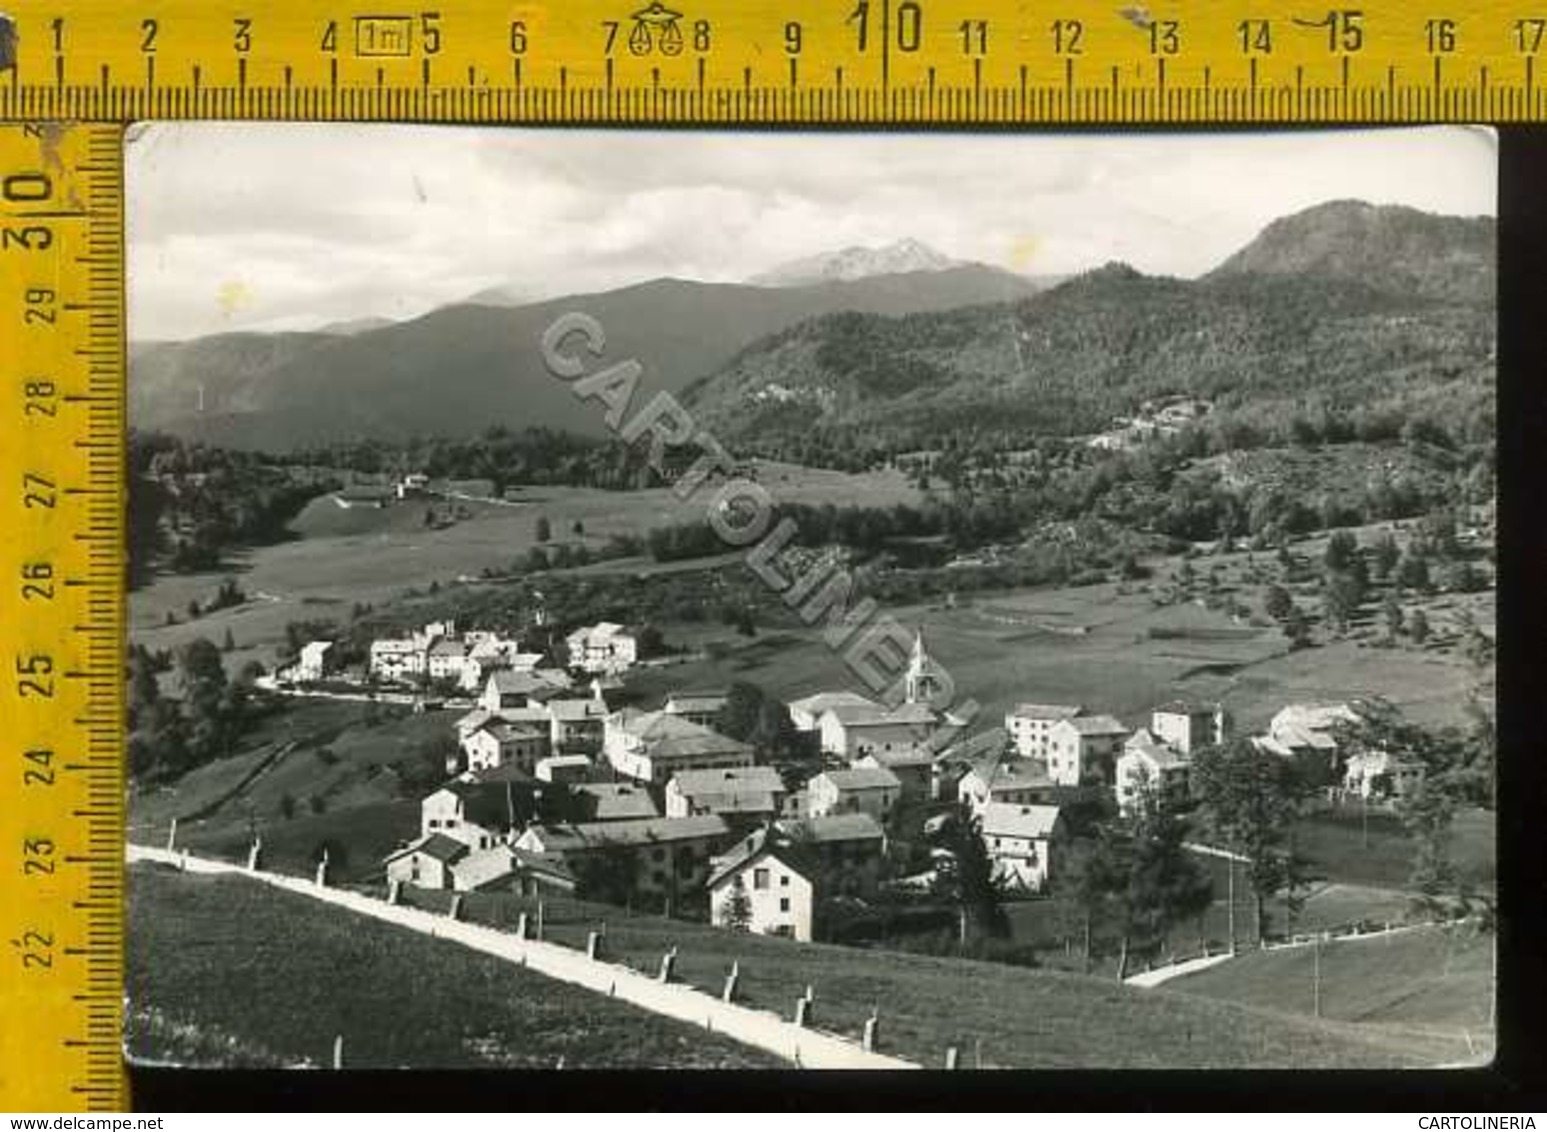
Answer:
[749, 238, 961, 287]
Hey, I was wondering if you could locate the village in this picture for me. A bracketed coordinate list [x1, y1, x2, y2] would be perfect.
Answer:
[255, 612, 1425, 947]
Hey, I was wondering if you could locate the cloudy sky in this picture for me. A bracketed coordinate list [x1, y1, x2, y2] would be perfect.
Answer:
[127, 124, 1496, 342]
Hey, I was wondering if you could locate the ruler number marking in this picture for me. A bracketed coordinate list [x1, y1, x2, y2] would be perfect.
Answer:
[12, 928, 54, 970]
[22, 472, 57, 512]
[23, 748, 55, 788]
[1052, 19, 1083, 54]
[25, 286, 56, 325]
[1516, 18, 1546, 52]
[959, 20, 988, 56]
[1148, 20, 1180, 55]
[16, 652, 56, 699]
[233, 17, 253, 54]
[140, 18, 158, 54]
[21, 561, 56, 601]
[23, 837, 56, 877]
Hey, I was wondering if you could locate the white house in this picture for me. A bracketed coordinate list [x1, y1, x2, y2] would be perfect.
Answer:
[480, 669, 573, 712]
[662, 689, 730, 729]
[295, 641, 334, 683]
[816, 702, 937, 760]
[535, 753, 593, 784]
[1047, 714, 1129, 786]
[707, 827, 817, 941]
[806, 766, 902, 822]
[979, 802, 1066, 893]
[1115, 730, 1191, 816]
[565, 622, 639, 674]
[787, 690, 879, 733]
[427, 637, 472, 684]
[383, 833, 468, 890]
[515, 815, 732, 901]
[855, 748, 934, 801]
[420, 778, 545, 849]
[1343, 749, 1425, 803]
[1267, 702, 1363, 756]
[369, 638, 425, 682]
[603, 708, 754, 785]
[664, 766, 786, 820]
[1005, 703, 1084, 758]
[461, 719, 549, 775]
[1150, 701, 1230, 755]
[956, 756, 1055, 815]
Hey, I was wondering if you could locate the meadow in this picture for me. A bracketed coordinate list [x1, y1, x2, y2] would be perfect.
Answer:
[1168, 923, 1494, 1065]
[127, 863, 781, 1068]
[374, 882, 1465, 1069]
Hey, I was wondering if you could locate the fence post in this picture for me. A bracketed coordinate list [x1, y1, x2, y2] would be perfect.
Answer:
[515, 911, 528, 939]
[722, 961, 739, 1004]
[657, 946, 677, 983]
[166, 818, 178, 853]
[863, 1009, 879, 1053]
[537, 899, 545, 940]
[586, 930, 602, 961]
[246, 836, 262, 873]
[315, 848, 329, 888]
[793, 996, 811, 1028]
[945, 1046, 960, 1070]
[387, 879, 402, 905]
[332, 1034, 344, 1069]
[448, 894, 463, 921]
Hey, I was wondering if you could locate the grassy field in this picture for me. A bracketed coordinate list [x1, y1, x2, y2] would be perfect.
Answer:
[128, 863, 781, 1068]
[128, 462, 922, 668]
[130, 699, 450, 882]
[1168, 923, 1494, 1065]
[381, 883, 1462, 1068]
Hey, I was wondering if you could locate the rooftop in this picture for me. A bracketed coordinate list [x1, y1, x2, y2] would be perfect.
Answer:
[706, 827, 819, 890]
[777, 812, 886, 844]
[1007, 703, 1084, 721]
[573, 782, 661, 822]
[787, 690, 880, 716]
[668, 765, 785, 797]
[816, 766, 902, 792]
[980, 802, 1064, 841]
[383, 832, 469, 866]
[1060, 714, 1128, 736]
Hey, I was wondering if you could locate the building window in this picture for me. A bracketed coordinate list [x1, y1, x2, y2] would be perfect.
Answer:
[780, 874, 790, 887]
[779, 897, 790, 912]
[753, 867, 770, 890]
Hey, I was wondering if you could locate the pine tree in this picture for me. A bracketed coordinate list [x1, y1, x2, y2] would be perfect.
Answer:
[720, 874, 753, 932]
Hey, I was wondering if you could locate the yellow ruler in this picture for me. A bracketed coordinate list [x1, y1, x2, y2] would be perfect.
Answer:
[0, 0, 1539, 122]
[0, 0, 1524, 1113]
[0, 121, 126, 1112]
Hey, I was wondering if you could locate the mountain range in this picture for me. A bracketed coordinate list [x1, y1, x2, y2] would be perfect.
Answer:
[130, 203, 1494, 452]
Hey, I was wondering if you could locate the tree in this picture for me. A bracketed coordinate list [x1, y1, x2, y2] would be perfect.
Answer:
[1056, 828, 1125, 973]
[1191, 738, 1308, 944]
[1323, 530, 1358, 573]
[1371, 532, 1400, 581]
[1282, 605, 1311, 649]
[719, 874, 753, 932]
[1263, 583, 1293, 622]
[930, 812, 1010, 945]
[1382, 596, 1404, 640]
[1396, 548, 1432, 592]
[535, 515, 552, 543]
[221, 627, 236, 653]
[572, 519, 586, 538]
[1408, 608, 1431, 644]
[1113, 797, 1214, 979]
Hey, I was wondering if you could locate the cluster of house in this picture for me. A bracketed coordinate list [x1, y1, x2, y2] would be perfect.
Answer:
[380, 629, 955, 942]
[1086, 396, 1213, 453]
[368, 614, 1421, 946]
[275, 617, 641, 692]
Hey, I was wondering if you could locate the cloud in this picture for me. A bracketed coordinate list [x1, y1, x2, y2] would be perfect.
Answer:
[127, 124, 1496, 341]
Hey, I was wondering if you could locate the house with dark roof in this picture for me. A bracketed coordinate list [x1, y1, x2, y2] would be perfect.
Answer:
[775, 812, 887, 896]
[420, 775, 559, 849]
[707, 826, 818, 941]
[514, 815, 734, 903]
[383, 833, 469, 890]
[854, 747, 934, 800]
[462, 718, 549, 775]
[957, 755, 1056, 814]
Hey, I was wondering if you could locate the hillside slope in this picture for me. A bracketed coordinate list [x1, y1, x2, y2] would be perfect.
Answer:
[132, 267, 1042, 449]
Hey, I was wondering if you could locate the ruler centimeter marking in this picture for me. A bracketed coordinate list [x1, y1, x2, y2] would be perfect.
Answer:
[0, 122, 127, 1113]
[0, 0, 1540, 122]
